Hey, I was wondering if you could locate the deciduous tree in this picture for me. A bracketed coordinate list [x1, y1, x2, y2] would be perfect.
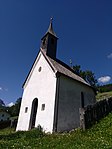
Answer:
[73, 65, 98, 88]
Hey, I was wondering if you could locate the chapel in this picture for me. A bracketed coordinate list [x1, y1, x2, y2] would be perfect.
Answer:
[16, 19, 96, 133]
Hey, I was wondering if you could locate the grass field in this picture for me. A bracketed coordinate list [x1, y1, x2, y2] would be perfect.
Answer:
[0, 113, 112, 149]
[0, 91, 112, 149]
[96, 91, 112, 100]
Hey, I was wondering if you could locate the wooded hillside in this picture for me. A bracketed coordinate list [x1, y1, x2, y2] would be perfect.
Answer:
[98, 84, 112, 93]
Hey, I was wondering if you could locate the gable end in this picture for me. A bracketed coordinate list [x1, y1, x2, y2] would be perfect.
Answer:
[23, 52, 41, 88]
[23, 50, 57, 89]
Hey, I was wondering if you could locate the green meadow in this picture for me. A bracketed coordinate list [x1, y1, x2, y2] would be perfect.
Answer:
[0, 113, 112, 149]
[0, 91, 112, 149]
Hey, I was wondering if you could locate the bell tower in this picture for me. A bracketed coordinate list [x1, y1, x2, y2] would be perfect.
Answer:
[41, 18, 58, 59]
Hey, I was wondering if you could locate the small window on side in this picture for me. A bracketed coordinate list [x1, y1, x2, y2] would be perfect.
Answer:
[41, 104, 45, 111]
[81, 92, 84, 108]
[2, 114, 4, 117]
[25, 107, 28, 113]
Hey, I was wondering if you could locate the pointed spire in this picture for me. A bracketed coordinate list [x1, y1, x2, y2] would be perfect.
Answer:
[46, 17, 57, 38]
[41, 18, 58, 59]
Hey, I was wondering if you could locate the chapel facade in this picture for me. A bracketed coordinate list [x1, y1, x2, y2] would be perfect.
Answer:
[16, 19, 96, 133]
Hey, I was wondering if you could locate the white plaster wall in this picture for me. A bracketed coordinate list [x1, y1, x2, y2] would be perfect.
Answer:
[16, 52, 57, 133]
[0, 112, 10, 121]
[57, 75, 96, 132]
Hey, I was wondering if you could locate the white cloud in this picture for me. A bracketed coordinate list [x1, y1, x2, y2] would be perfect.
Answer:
[107, 53, 112, 59]
[0, 87, 3, 91]
[98, 76, 111, 84]
[7, 102, 14, 107]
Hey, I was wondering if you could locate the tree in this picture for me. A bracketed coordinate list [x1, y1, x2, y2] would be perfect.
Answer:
[82, 70, 98, 88]
[73, 65, 81, 75]
[6, 97, 22, 117]
[73, 65, 98, 88]
[14, 97, 22, 116]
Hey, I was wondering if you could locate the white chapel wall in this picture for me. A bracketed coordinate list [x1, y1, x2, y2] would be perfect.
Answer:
[57, 75, 96, 132]
[16, 52, 57, 133]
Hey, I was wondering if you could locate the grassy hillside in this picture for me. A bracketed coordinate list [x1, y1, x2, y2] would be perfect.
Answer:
[0, 113, 112, 148]
[96, 91, 112, 100]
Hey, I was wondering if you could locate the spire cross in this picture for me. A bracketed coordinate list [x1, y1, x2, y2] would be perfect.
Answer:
[50, 17, 53, 23]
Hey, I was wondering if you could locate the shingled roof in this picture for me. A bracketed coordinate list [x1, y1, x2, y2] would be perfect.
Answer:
[23, 48, 92, 89]
[41, 49, 90, 86]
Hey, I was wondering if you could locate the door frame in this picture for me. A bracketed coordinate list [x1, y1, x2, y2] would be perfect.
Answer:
[29, 98, 38, 129]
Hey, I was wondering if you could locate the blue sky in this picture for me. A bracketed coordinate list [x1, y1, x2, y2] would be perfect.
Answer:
[0, 0, 112, 105]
